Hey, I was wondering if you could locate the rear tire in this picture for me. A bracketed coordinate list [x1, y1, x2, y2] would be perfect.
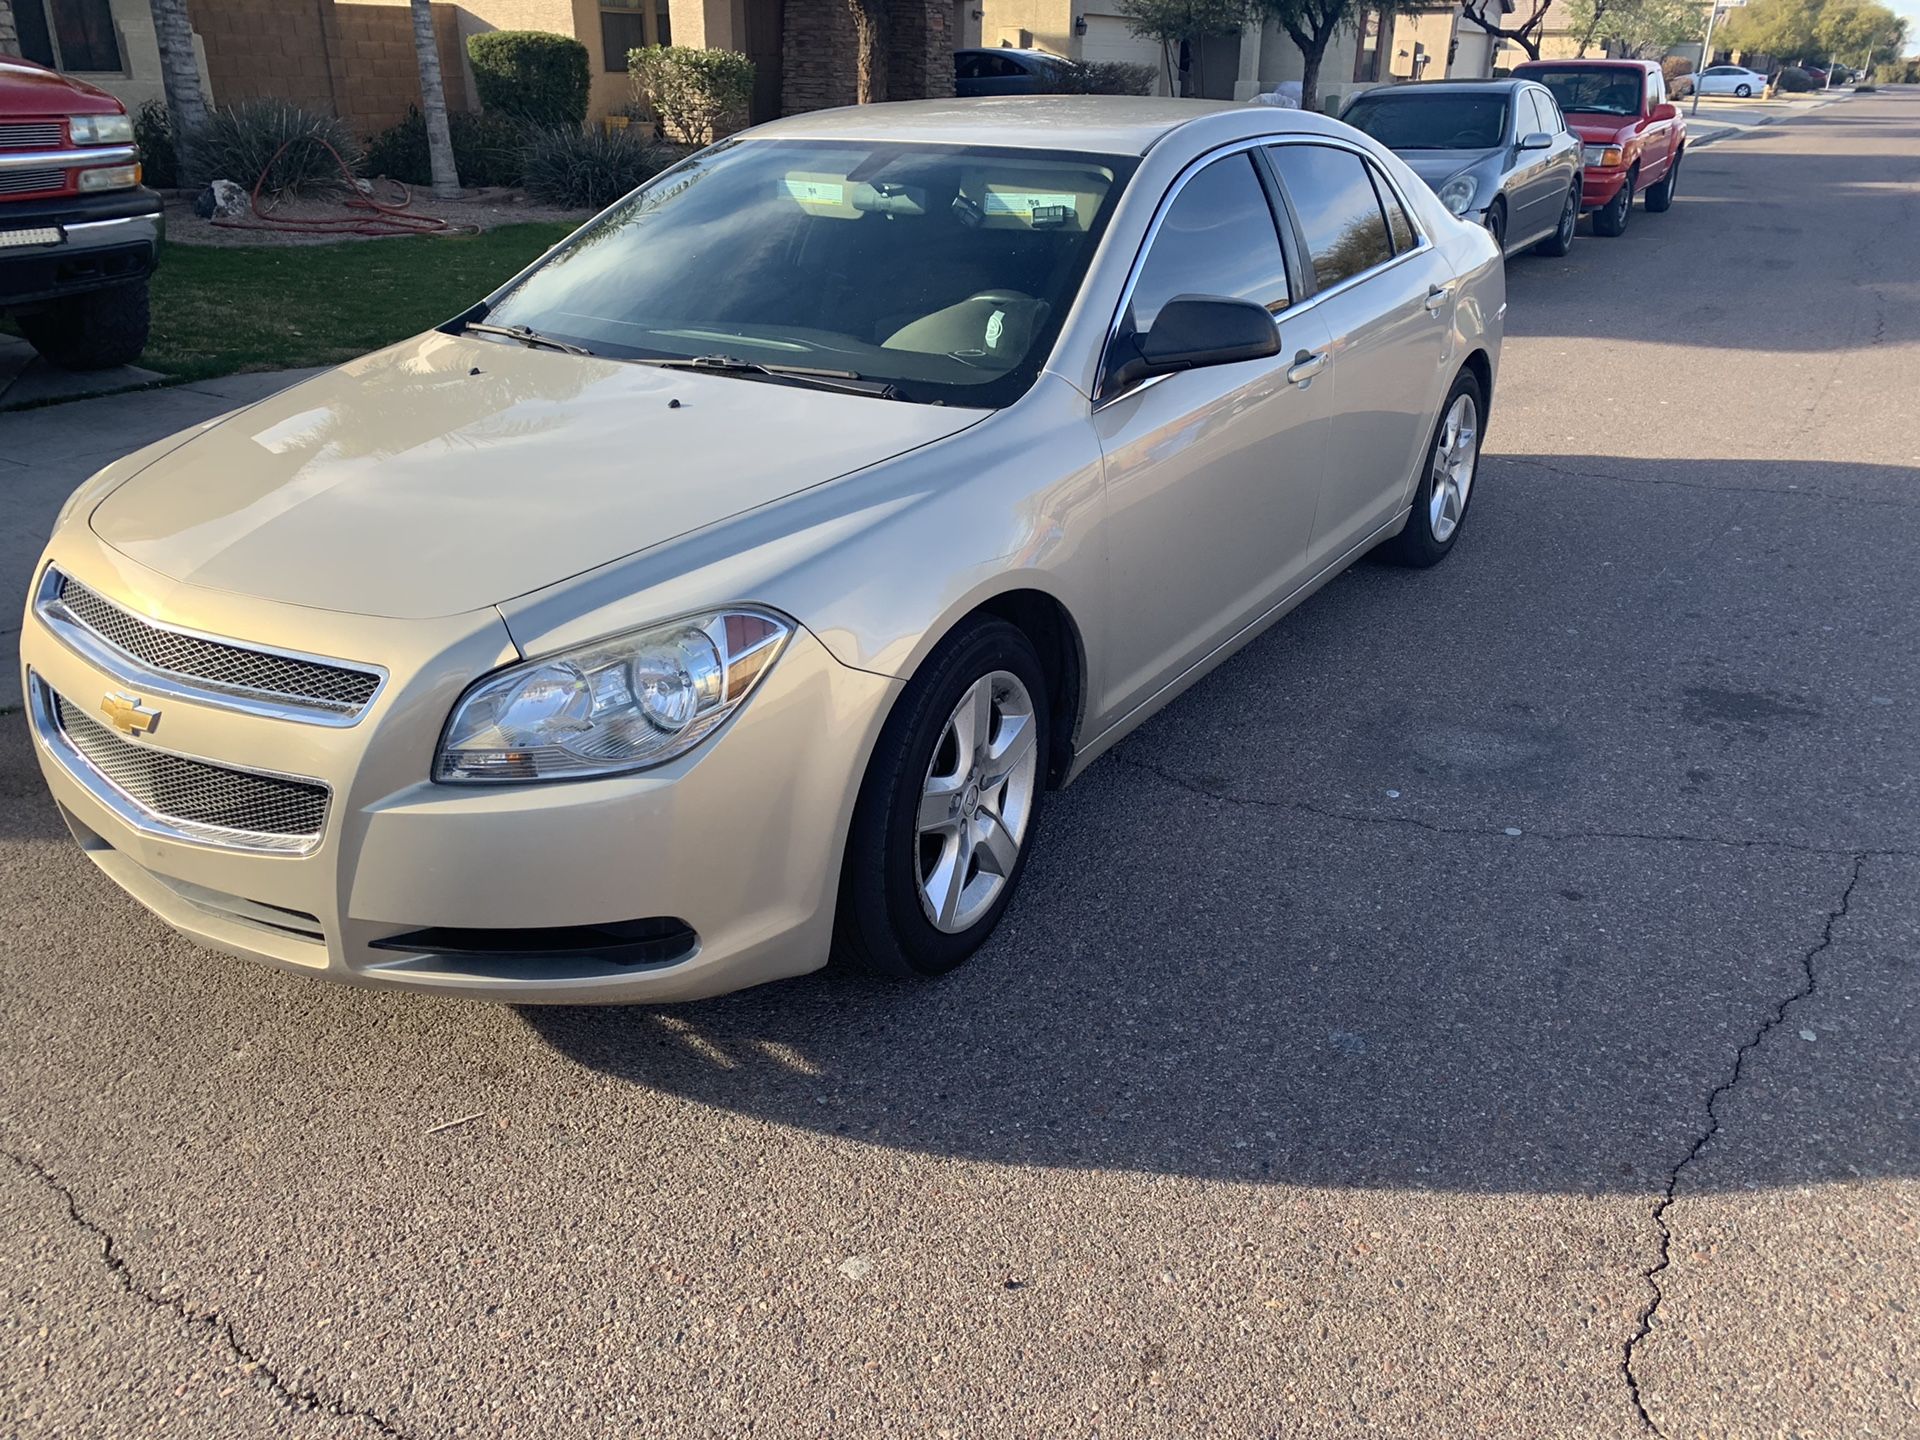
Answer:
[1592, 169, 1635, 237]
[835, 617, 1049, 979]
[1735, 83, 1752, 97]
[1384, 369, 1484, 570]
[1644, 151, 1680, 212]
[15, 278, 151, 370]
[1533, 181, 1579, 256]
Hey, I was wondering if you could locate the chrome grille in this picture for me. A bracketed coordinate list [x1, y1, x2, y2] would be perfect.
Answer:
[0, 168, 64, 196]
[50, 687, 330, 853]
[45, 571, 383, 720]
[0, 122, 65, 149]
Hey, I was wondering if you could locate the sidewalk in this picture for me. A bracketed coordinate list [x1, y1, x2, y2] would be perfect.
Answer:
[1686, 87, 1856, 147]
[0, 367, 325, 711]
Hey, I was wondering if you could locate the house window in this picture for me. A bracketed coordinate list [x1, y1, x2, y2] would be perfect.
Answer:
[14, 0, 124, 74]
[601, 0, 671, 72]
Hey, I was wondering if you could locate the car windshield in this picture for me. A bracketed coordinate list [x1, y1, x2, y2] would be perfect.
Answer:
[481, 138, 1135, 408]
[1341, 93, 1509, 149]
[1524, 68, 1642, 115]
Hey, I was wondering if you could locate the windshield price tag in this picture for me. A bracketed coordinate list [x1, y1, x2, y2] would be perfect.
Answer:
[784, 178, 846, 207]
[983, 190, 1077, 221]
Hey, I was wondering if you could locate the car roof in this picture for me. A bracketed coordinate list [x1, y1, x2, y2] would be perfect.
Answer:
[1513, 57, 1656, 72]
[747, 96, 1352, 157]
[956, 46, 1063, 61]
[1348, 78, 1535, 96]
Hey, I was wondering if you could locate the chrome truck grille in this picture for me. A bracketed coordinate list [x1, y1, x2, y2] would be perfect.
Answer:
[0, 122, 66, 149]
[37, 570, 384, 724]
[37, 680, 331, 854]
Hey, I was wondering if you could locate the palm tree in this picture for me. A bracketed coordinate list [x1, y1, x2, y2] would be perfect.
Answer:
[409, 0, 461, 197]
[147, 0, 209, 181]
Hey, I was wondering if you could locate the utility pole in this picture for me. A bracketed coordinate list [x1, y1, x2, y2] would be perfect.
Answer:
[1691, 2, 1723, 116]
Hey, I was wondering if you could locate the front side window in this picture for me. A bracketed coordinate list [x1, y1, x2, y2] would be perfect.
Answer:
[485, 139, 1133, 409]
[1341, 93, 1510, 150]
[1266, 144, 1395, 291]
[1126, 153, 1290, 334]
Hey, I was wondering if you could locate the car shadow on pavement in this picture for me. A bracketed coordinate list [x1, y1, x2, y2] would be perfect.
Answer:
[523, 454, 1920, 1197]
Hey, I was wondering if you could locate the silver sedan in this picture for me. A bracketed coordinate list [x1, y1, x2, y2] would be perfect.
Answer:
[21, 98, 1503, 1003]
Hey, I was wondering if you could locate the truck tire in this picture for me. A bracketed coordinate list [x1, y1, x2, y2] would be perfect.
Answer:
[1592, 168, 1635, 237]
[16, 277, 152, 371]
[1644, 151, 1681, 212]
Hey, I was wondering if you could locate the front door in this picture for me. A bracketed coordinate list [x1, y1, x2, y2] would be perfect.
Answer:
[1092, 151, 1333, 723]
[744, 0, 785, 122]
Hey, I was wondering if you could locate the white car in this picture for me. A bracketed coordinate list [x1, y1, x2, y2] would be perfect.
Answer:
[1693, 65, 1769, 98]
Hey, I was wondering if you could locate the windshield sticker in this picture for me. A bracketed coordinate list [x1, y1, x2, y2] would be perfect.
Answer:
[784, 178, 846, 207]
[982, 190, 1078, 219]
[986, 310, 1006, 349]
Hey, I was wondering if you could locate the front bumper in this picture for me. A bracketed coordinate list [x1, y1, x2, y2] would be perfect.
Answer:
[0, 188, 163, 307]
[21, 532, 899, 1004]
[1579, 168, 1627, 210]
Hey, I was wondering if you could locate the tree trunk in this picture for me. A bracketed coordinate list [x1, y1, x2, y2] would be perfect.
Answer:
[849, 0, 889, 104]
[409, 0, 461, 198]
[148, 0, 209, 183]
[1577, 6, 1605, 57]
[1299, 41, 1324, 115]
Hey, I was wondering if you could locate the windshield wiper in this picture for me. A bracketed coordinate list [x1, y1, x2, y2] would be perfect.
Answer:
[635, 354, 901, 399]
[458, 320, 595, 356]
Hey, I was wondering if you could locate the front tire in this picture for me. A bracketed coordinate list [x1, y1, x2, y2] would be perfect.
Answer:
[1592, 169, 1635, 236]
[15, 278, 151, 370]
[1484, 197, 1508, 254]
[1644, 151, 1680, 212]
[1384, 370, 1484, 569]
[836, 618, 1048, 979]
[1534, 181, 1579, 256]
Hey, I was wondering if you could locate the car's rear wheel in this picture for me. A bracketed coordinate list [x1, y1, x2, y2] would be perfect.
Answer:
[1735, 83, 1752, 97]
[1534, 181, 1579, 256]
[836, 617, 1048, 978]
[1384, 369, 1483, 569]
[1592, 169, 1635, 236]
[1644, 151, 1680, 212]
[15, 277, 151, 370]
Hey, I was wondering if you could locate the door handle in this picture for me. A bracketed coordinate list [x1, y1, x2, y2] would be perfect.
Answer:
[1424, 284, 1451, 315]
[1286, 350, 1327, 386]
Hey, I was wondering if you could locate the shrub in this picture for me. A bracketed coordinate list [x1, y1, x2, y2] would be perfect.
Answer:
[1049, 59, 1158, 95]
[1660, 55, 1693, 96]
[1772, 65, 1816, 92]
[366, 106, 531, 188]
[192, 100, 362, 197]
[468, 31, 591, 128]
[629, 46, 755, 144]
[134, 100, 178, 188]
[521, 126, 668, 208]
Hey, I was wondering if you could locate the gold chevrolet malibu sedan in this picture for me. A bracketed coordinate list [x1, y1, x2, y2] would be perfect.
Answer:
[21, 98, 1503, 1003]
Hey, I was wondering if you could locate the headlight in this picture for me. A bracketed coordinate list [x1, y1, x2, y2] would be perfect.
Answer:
[68, 112, 134, 145]
[1581, 143, 1624, 167]
[435, 609, 792, 783]
[78, 163, 140, 192]
[1435, 173, 1478, 217]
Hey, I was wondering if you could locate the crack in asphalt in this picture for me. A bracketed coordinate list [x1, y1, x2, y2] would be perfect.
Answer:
[1108, 753, 1913, 862]
[1619, 853, 1869, 1436]
[1486, 454, 1920, 509]
[2, 1146, 414, 1439]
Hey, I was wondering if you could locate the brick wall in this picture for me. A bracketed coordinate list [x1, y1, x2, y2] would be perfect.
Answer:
[188, 0, 472, 140]
[781, 0, 953, 113]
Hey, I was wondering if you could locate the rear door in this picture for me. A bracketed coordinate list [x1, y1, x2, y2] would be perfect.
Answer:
[1092, 149, 1333, 721]
[1263, 141, 1456, 566]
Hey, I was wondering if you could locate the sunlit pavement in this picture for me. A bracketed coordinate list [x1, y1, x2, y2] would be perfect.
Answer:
[1, 91, 1915, 1439]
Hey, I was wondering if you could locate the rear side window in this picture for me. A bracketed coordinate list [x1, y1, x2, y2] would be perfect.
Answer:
[1128, 153, 1291, 332]
[1266, 144, 1395, 291]
[1370, 167, 1417, 254]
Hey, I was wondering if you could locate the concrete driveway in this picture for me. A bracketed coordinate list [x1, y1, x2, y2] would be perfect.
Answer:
[1, 93, 1915, 1439]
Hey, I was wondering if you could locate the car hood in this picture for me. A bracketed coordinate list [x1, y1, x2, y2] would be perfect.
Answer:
[1394, 147, 1502, 188]
[0, 56, 122, 113]
[88, 332, 987, 620]
[1561, 115, 1636, 143]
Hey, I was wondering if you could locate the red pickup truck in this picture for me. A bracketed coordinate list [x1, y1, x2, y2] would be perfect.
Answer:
[1512, 58, 1685, 237]
[0, 56, 162, 369]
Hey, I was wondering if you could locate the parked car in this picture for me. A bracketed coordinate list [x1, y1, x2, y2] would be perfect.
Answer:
[1512, 58, 1685, 237]
[955, 47, 1069, 97]
[0, 55, 161, 369]
[1340, 79, 1583, 259]
[23, 99, 1502, 1004]
[1692, 64, 1770, 97]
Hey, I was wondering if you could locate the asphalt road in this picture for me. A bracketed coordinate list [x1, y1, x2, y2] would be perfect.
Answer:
[3, 93, 1917, 1440]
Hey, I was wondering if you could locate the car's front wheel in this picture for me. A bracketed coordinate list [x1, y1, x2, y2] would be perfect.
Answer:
[1384, 369, 1484, 569]
[1484, 197, 1508, 254]
[1592, 169, 1635, 236]
[15, 277, 151, 370]
[836, 617, 1048, 978]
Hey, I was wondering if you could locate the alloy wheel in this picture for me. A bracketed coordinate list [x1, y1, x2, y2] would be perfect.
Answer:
[915, 670, 1039, 934]
[1427, 393, 1480, 543]
[1557, 187, 1577, 244]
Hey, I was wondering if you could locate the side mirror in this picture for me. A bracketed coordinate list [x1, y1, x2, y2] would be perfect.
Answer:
[1650, 101, 1679, 121]
[1108, 296, 1280, 392]
[1517, 130, 1554, 151]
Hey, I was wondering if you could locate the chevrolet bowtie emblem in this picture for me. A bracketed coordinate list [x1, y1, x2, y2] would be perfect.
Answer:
[101, 692, 160, 737]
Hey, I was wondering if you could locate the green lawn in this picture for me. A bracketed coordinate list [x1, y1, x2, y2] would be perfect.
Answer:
[139, 223, 578, 381]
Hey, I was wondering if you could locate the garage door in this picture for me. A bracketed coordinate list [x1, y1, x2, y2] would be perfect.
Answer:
[1080, 13, 1171, 95]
